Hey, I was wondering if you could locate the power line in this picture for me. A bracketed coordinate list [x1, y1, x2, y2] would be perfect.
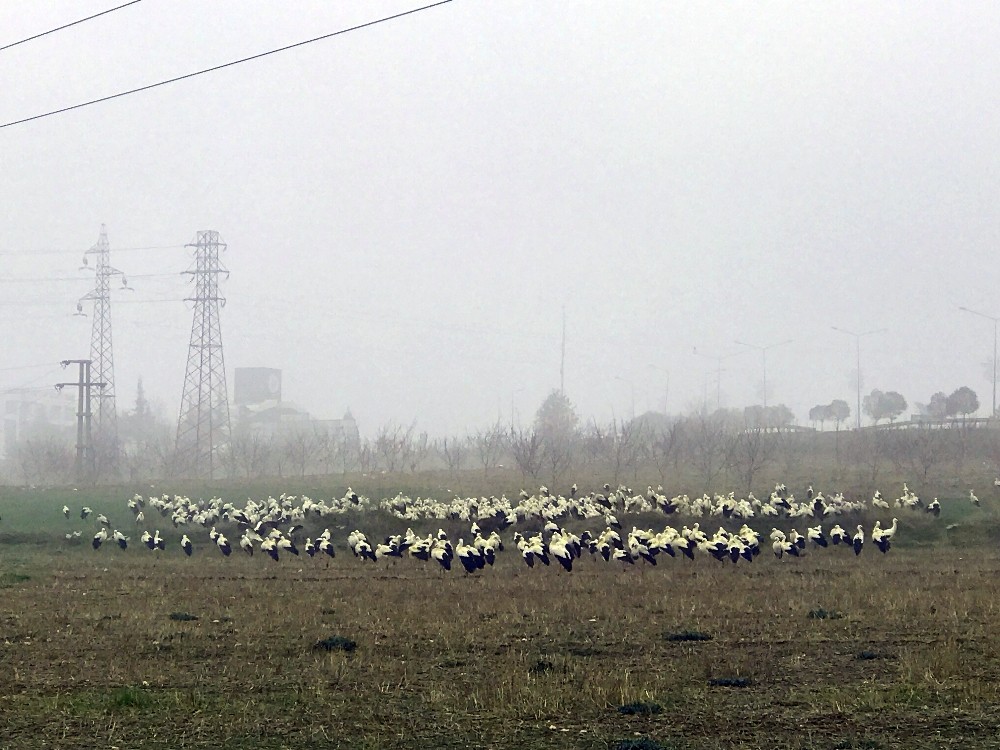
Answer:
[0, 1, 455, 130]
[0, 271, 179, 284]
[0, 365, 66, 394]
[0, 297, 186, 307]
[0, 243, 184, 257]
[0, 275, 92, 284]
[0, 1, 143, 53]
[0, 362, 60, 373]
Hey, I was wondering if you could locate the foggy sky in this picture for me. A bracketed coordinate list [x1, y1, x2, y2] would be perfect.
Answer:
[2, 1, 1000, 437]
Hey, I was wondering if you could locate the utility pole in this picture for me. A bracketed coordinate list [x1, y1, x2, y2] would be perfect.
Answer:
[832, 326, 886, 429]
[648, 364, 670, 414]
[958, 307, 999, 418]
[614, 375, 636, 420]
[55, 359, 105, 482]
[692, 347, 742, 411]
[77, 224, 129, 477]
[559, 305, 566, 395]
[176, 230, 231, 479]
[734, 339, 793, 410]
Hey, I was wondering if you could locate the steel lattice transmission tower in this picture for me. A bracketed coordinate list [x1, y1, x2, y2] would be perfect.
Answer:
[78, 224, 128, 477]
[175, 230, 231, 479]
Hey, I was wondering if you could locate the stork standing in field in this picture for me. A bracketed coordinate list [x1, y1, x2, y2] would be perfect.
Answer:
[456, 538, 484, 574]
[852, 524, 864, 555]
[430, 539, 453, 571]
[788, 528, 806, 551]
[261, 537, 279, 561]
[548, 533, 573, 572]
[873, 518, 898, 554]
[772, 536, 793, 559]
[807, 525, 828, 548]
[318, 537, 336, 559]
[830, 525, 847, 546]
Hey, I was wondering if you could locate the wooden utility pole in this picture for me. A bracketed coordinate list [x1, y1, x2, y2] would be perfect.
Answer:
[560, 306, 566, 395]
[56, 359, 105, 482]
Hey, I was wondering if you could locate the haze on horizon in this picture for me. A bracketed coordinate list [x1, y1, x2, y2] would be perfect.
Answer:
[2, 1, 999, 438]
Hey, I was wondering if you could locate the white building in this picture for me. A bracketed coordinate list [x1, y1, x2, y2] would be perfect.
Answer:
[2, 388, 78, 461]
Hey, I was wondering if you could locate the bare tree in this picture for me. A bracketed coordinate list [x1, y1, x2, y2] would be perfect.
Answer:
[473, 420, 508, 476]
[846, 428, 888, 492]
[375, 421, 415, 473]
[407, 430, 432, 473]
[120, 423, 174, 481]
[284, 427, 323, 477]
[229, 429, 275, 479]
[582, 420, 609, 466]
[510, 426, 543, 482]
[541, 431, 575, 489]
[437, 435, 469, 474]
[14, 436, 74, 485]
[686, 409, 736, 491]
[646, 420, 685, 485]
[886, 425, 952, 483]
[337, 433, 360, 474]
[591, 418, 646, 484]
[726, 425, 779, 492]
[313, 430, 337, 475]
[357, 439, 376, 474]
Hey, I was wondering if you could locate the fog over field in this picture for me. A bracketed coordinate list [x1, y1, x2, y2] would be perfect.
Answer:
[2, 1, 1000, 437]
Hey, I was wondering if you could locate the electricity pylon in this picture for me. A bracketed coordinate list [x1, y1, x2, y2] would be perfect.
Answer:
[175, 230, 231, 479]
[78, 225, 129, 478]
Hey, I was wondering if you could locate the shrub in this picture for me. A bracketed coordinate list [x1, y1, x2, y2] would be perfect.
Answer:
[664, 630, 712, 642]
[617, 701, 663, 716]
[611, 739, 666, 750]
[314, 635, 357, 653]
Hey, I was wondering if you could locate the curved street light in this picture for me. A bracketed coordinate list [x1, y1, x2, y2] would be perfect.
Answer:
[958, 306, 999, 418]
[831, 327, 887, 430]
[733, 339, 792, 410]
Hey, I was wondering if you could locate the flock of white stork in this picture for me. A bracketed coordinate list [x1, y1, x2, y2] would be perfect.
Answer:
[57, 480, 980, 572]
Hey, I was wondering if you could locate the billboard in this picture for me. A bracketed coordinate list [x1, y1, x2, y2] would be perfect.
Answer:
[234, 367, 281, 405]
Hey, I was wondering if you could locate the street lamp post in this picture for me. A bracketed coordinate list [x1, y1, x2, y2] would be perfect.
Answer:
[692, 348, 741, 411]
[614, 376, 636, 420]
[648, 364, 669, 415]
[831, 326, 886, 430]
[958, 306, 999, 418]
[510, 387, 525, 428]
[734, 339, 793, 410]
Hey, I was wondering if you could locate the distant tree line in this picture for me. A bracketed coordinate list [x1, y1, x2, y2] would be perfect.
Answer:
[806, 386, 984, 429]
[3, 382, 998, 492]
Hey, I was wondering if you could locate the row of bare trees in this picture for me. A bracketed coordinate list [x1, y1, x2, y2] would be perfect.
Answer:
[5, 382, 999, 490]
